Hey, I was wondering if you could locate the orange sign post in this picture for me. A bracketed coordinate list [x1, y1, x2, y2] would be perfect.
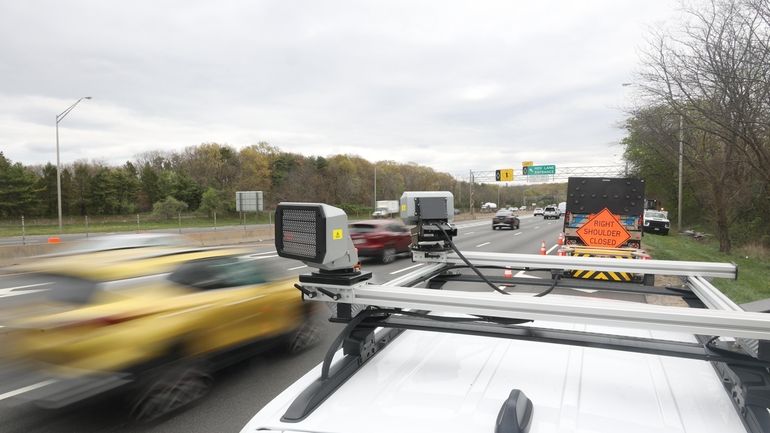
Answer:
[576, 208, 631, 248]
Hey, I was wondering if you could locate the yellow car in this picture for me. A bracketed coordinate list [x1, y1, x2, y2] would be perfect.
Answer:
[1, 248, 318, 421]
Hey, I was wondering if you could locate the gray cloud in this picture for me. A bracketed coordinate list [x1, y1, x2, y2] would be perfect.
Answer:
[0, 0, 677, 179]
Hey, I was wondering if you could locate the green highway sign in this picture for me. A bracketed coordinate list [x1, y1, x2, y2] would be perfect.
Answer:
[523, 164, 556, 175]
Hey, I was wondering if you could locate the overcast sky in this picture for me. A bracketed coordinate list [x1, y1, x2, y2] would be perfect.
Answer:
[0, 1, 678, 179]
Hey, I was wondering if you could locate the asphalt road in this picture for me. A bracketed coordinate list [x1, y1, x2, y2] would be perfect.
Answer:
[0, 215, 564, 433]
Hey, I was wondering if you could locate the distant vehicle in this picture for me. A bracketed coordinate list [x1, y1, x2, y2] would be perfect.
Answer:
[47, 233, 186, 256]
[519, 206, 527, 211]
[558, 201, 566, 214]
[643, 210, 670, 235]
[371, 200, 399, 218]
[533, 207, 544, 216]
[349, 220, 412, 263]
[1, 248, 318, 422]
[492, 209, 520, 230]
[542, 206, 560, 219]
[480, 202, 497, 212]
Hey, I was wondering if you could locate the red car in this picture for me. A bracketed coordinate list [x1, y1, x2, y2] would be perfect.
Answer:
[349, 220, 412, 263]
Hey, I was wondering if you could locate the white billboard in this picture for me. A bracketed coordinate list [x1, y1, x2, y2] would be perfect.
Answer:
[235, 191, 264, 212]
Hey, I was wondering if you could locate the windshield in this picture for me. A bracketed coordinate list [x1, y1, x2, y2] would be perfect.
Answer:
[349, 224, 380, 233]
[495, 210, 512, 217]
[646, 211, 667, 219]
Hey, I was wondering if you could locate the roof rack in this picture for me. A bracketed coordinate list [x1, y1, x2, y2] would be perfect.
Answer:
[281, 253, 770, 428]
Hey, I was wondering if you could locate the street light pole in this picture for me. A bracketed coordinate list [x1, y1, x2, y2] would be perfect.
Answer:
[678, 114, 683, 232]
[55, 97, 92, 233]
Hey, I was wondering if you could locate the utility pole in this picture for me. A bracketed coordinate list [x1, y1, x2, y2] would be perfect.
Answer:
[372, 163, 377, 210]
[678, 114, 683, 232]
[469, 170, 474, 219]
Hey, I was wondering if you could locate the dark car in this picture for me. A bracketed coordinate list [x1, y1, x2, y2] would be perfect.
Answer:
[492, 210, 520, 230]
[349, 220, 412, 263]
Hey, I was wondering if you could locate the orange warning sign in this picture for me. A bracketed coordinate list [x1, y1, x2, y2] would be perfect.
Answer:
[576, 208, 630, 248]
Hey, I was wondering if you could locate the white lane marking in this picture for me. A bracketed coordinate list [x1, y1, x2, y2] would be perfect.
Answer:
[0, 379, 58, 402]
[475, 242, 491, 248]
[514, 270, 540, 279]
[573, 289, 598, 294]
[249, 251, 277, 257]
[534, 226, 540, 229]
[465, 232, 474, 236]
[389, 263, 425, 275]
[287, 265, 308, 271]
[546, 244, 559, 255]
[514, 232, 522, 236]
[0, 283, 51, 299]
[253, 255, 279, 260]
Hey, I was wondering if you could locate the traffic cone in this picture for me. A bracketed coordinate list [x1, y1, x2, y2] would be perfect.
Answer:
[557, 248, 566, 256]
[503, 269, 513, 278]
[539, 240, 546, 255]
[47, 236, 61, 244]
[557, 232, 565, 246]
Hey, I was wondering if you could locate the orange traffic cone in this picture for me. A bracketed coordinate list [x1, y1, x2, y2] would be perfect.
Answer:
[539, 240, 546, 255]
[557, 232, 565, 245]
[47, 236, 61, 244]
[557, 248, 566, 256]
[503, 269, 513, 278]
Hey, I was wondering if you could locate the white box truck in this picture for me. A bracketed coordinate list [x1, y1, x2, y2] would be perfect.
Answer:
[372, 200, 399, 218]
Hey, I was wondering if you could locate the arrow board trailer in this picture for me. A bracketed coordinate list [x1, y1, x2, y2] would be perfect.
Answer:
[248, 197, 770, 433]
[560, 177, 652, 283]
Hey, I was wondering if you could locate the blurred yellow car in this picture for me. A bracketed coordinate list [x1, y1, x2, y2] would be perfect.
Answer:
[0, 248, 318, 421]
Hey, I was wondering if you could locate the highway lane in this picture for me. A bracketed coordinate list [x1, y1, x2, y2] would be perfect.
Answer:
[0, 216, 563, 433]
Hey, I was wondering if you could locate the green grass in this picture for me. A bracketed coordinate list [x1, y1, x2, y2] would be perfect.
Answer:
[643, 232, 770, 304]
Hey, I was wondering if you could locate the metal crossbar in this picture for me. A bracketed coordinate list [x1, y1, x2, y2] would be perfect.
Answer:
[301, 283, 770, 340]
[411, 250, 737, 279]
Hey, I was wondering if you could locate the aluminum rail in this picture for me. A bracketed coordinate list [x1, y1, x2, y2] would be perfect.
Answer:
[687, 276, 742, 311]
[414, 251, 737, 279]
[302, 284, 770, 340]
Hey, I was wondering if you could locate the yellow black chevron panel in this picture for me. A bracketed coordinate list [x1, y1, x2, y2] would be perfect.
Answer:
[570, 270, 632, 281]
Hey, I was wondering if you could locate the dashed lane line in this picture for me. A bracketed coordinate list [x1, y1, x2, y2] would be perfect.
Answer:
[389, 263, 425, 275]
[249, 251, 277, 257]
[0, 380, 57, 402]
[514, 270, 540, 279]
[0, 283, 51, 299]
[476, 242, 491, 248]
[546, 244, 559, 255]
[287, 265, 307, 271]
[514, 232, 522, 236]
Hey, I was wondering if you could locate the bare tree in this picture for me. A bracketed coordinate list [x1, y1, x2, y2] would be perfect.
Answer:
[633, 0, 770, 251]
[640, 0, 770, 181]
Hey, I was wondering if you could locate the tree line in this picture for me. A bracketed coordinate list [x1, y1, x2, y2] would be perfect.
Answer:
[623, 0, 770, 252]
[0, 143, 563, 221]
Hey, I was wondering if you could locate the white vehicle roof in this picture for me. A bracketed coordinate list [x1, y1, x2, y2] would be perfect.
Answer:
[242, 312, 745, 433]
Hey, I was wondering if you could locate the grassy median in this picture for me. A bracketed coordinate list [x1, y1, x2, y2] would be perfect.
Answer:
[643, 233, 770, 304]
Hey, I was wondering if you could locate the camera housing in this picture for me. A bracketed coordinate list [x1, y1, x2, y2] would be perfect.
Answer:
[400, 191, 457, 251]
[275, 203, 361, 272]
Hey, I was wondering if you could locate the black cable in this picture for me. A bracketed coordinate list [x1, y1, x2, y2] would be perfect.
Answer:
[437, 225, 510, 295]
[534, 273, 561, 297]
